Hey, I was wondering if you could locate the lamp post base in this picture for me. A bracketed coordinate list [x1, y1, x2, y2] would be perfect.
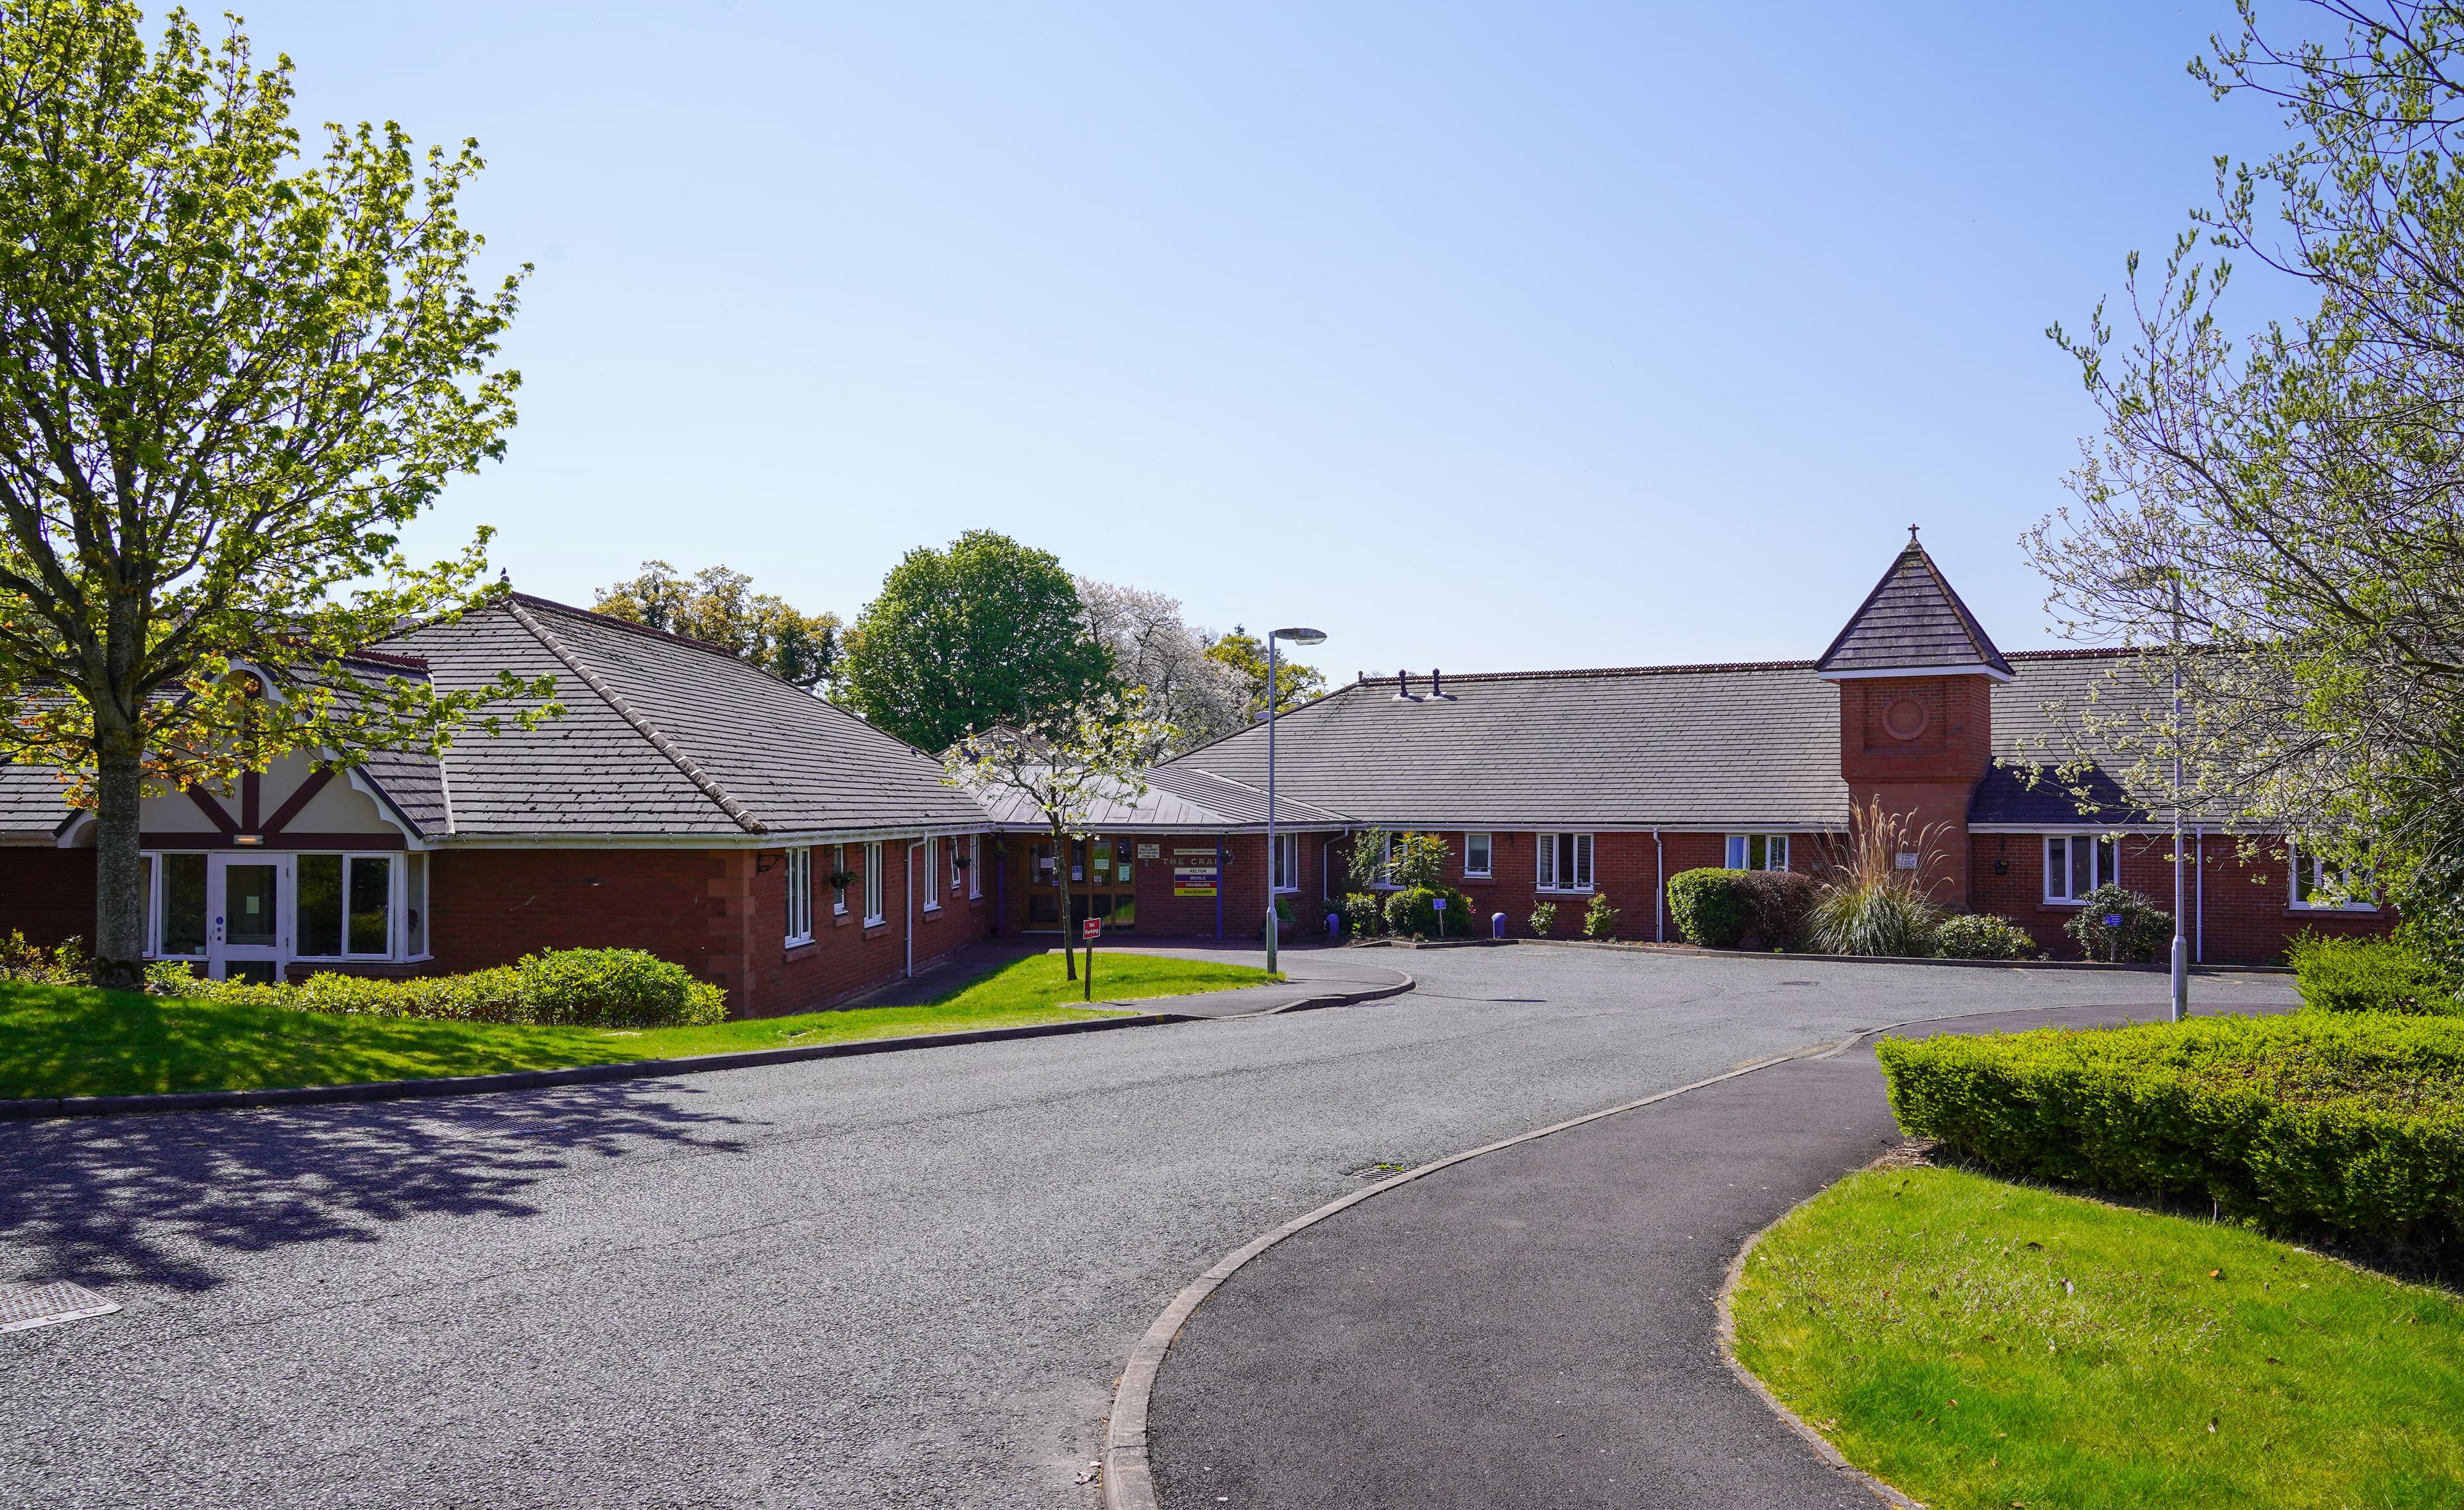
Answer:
[2170, 934, 2189, 1022]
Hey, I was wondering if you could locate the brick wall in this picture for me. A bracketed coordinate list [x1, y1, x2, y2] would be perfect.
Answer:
[431, 836, 996, 1018]
[0, 848, 96, 947]
[1839, 674, 1997, 910]
[1965, 831, 2393, 965]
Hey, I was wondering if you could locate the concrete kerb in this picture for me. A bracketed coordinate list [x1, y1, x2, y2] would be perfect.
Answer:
[1351, 935, 2292, 974]
[1096, 999, 2186, 1510]
[0, 968, 1420, 1123]
[1712, 1158, 1928, 1510]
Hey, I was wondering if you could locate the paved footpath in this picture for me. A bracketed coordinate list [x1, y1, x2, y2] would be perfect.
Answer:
[0, 949, 2289, 1509]
[1145, 997, 2284, 1510]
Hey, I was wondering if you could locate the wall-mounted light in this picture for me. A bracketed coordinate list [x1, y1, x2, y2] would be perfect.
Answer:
[232, 833, 262, 846]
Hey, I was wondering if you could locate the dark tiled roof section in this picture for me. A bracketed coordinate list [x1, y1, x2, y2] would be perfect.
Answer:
[1817, 543, 2014, 678]
[389, 596, 987, 840]
[1169, 663, 1852, 829]
[1984, 649, 2232, 824]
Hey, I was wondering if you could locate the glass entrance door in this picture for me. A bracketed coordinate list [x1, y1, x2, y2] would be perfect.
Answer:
[209, 854, 288, 983]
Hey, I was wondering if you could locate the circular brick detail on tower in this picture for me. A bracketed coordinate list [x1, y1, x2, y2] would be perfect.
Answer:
[1883, 695, 1929, 740]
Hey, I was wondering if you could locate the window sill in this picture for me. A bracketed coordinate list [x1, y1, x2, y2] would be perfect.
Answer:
[783, 940, 819, 962]
[833, 910, 853, 928]
[2289, 905, 2379, 915]
[1462, 873, 1493, 882]
[923, 906, 943, 922]
[862, 920, 888, 938]
[1536, 886, 1595, 895]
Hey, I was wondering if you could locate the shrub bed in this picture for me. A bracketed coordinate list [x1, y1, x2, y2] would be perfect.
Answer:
[1737, 870, 1815, 951]
[2063, 883, 2171, 963]
[1931, 912, 2039, 960]
[1876, 1013, 2464, 1243]
[1667, 868, 1749, 948]
[1383, 885, 1471, 939]
[1339, 892, 1385, 939]
[161, 947, 727, 1028]
[2290, 933, 2459, 1015]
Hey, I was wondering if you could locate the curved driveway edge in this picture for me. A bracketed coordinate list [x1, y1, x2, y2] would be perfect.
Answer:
[1099, 1040, 1838, 1510]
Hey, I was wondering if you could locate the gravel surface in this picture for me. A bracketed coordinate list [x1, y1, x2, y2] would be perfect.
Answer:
[0, 947, 2294, 1509]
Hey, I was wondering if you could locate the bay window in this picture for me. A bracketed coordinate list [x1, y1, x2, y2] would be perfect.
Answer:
[1536, 831, 1594, 892]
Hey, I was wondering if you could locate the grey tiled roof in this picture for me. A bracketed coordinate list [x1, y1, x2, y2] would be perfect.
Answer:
[1817, 541, 2014, 679]
[386, 595, 986, 840]
[1167, 661, 1854, 829]
[1981, 649, 2230, 826]
[0, 759, 74, 839]
[1141, 765, 1351, 826]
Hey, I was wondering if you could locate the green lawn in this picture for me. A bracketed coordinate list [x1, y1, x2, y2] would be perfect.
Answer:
[0, 951, 1274, 1099]
[1729, 1164, 2464, 1508]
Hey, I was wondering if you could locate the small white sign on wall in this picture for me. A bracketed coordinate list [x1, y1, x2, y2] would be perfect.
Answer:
[1137, 844, 1159, 858]
[1894, 852, 1920, 870]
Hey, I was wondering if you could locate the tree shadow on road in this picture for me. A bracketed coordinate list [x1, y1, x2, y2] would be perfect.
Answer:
[0, 1082, 747, 1293]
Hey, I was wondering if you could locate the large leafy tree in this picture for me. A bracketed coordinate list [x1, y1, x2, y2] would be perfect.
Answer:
[839, 530, 1112, 752]
[2033, 0, 2464, 958]
[594, 560, 841, 690]
[0, 3, 539, 984]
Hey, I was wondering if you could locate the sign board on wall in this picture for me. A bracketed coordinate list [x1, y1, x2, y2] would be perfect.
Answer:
[1173, 863, 1219, 897]
[1137, 844, 1159, 859]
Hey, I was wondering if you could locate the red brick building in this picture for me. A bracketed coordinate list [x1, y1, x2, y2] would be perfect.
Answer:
[991, 536, 2391, 965]
[0, 595, 997, 1015]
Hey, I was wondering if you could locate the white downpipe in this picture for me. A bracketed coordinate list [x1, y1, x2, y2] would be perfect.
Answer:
[1654, 829, 1664, 943]
[2195, 826, 2205, 965]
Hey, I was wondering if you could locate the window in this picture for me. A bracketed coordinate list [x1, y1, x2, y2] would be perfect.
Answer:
[968, 835, 982, 898]
[864, 842, 885, 925]
[2044, 834, 2118, 903]
[951, 838, 966, 894]
[406, 853, 427, 958]
[831, 844, 848, 915]
[158, 853, 207, 957]
[1270, 831, 1299, 892]
[1031, 842, 1057, 887]
[1464, 833, 1492, 878]
[296, 853, 393, 958]
[783, 846, 814, 945]
[920, 836, 941, 912]
[1537, 832, 1594, 892]
[2291, 847, 2376, 911]
[1725, 835, 1790, 871]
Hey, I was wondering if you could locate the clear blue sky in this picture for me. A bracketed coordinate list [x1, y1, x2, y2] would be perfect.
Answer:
[223, 1, 2306, 679]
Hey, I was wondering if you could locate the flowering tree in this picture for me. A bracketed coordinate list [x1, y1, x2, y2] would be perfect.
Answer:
[942, 691, 1172, 980]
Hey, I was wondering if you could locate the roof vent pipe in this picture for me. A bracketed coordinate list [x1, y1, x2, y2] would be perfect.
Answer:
[1430, 668, 1455, 701]
[1393, 669, 1419, 702]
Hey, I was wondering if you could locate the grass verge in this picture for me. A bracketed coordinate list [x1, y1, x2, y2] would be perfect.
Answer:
[1729, 1162, 2464, 1508]
[0, 953, 1272, 1099]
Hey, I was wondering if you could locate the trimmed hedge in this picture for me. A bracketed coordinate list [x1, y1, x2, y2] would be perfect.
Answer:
[1931, 912, 2038, 961]
[1667, 869, 1750, 948]
[1876, 1014, 2464, 1242]
[160, 947, 727, 1028]
[1384, 885, 1472, 939]
[1737, 870, 1815, 951]
[2290, 933, 2460, 1015]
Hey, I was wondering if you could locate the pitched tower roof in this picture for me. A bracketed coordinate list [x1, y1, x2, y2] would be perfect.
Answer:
[1815, 529, 2013, 682]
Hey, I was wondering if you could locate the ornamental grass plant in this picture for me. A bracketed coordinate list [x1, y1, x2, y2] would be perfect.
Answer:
[1808, 798, 1947, 957]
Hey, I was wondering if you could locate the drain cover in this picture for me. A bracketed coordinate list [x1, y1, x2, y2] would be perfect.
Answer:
[0, 1282, 119, 1334]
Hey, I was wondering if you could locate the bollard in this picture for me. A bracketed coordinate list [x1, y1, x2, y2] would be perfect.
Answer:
[1326, 912, 1342, 939]
[1492, 912, 1507, 940]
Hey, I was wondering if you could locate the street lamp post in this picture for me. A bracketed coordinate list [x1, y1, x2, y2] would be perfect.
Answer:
[1264, 626, 1327, 975]
[2116, 567, 2189, 1022]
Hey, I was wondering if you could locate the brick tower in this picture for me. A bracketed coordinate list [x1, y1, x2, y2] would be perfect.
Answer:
[1814, 529, 2012, 911]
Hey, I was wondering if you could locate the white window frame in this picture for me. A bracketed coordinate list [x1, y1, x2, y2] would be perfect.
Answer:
[831, 843, 848, 915]
[1725, 835, 1789, 872]
[783, 846, 814, 946]
[921, 836, 941, 912]
[2043, 834, 2118, 904]
[2290, 846, 2377, 912]
[291, 851, 401, 962]
[1270, 831, 1300, 893]
[1536, 832, 1595, 892]
[864, 842, 886, 926]
[968, 835, 982, 897]
[1464, 833, 1492, 878]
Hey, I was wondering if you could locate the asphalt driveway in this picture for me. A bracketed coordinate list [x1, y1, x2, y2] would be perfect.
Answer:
[0, 947, 2294, 1509]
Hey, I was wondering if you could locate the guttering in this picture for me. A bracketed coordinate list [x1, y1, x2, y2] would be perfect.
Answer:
[432, 823, 988, 850]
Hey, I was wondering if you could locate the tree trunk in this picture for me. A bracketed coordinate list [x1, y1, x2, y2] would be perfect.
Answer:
[1054, 824, 1075, 980]
[92, 739, 146, 990]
